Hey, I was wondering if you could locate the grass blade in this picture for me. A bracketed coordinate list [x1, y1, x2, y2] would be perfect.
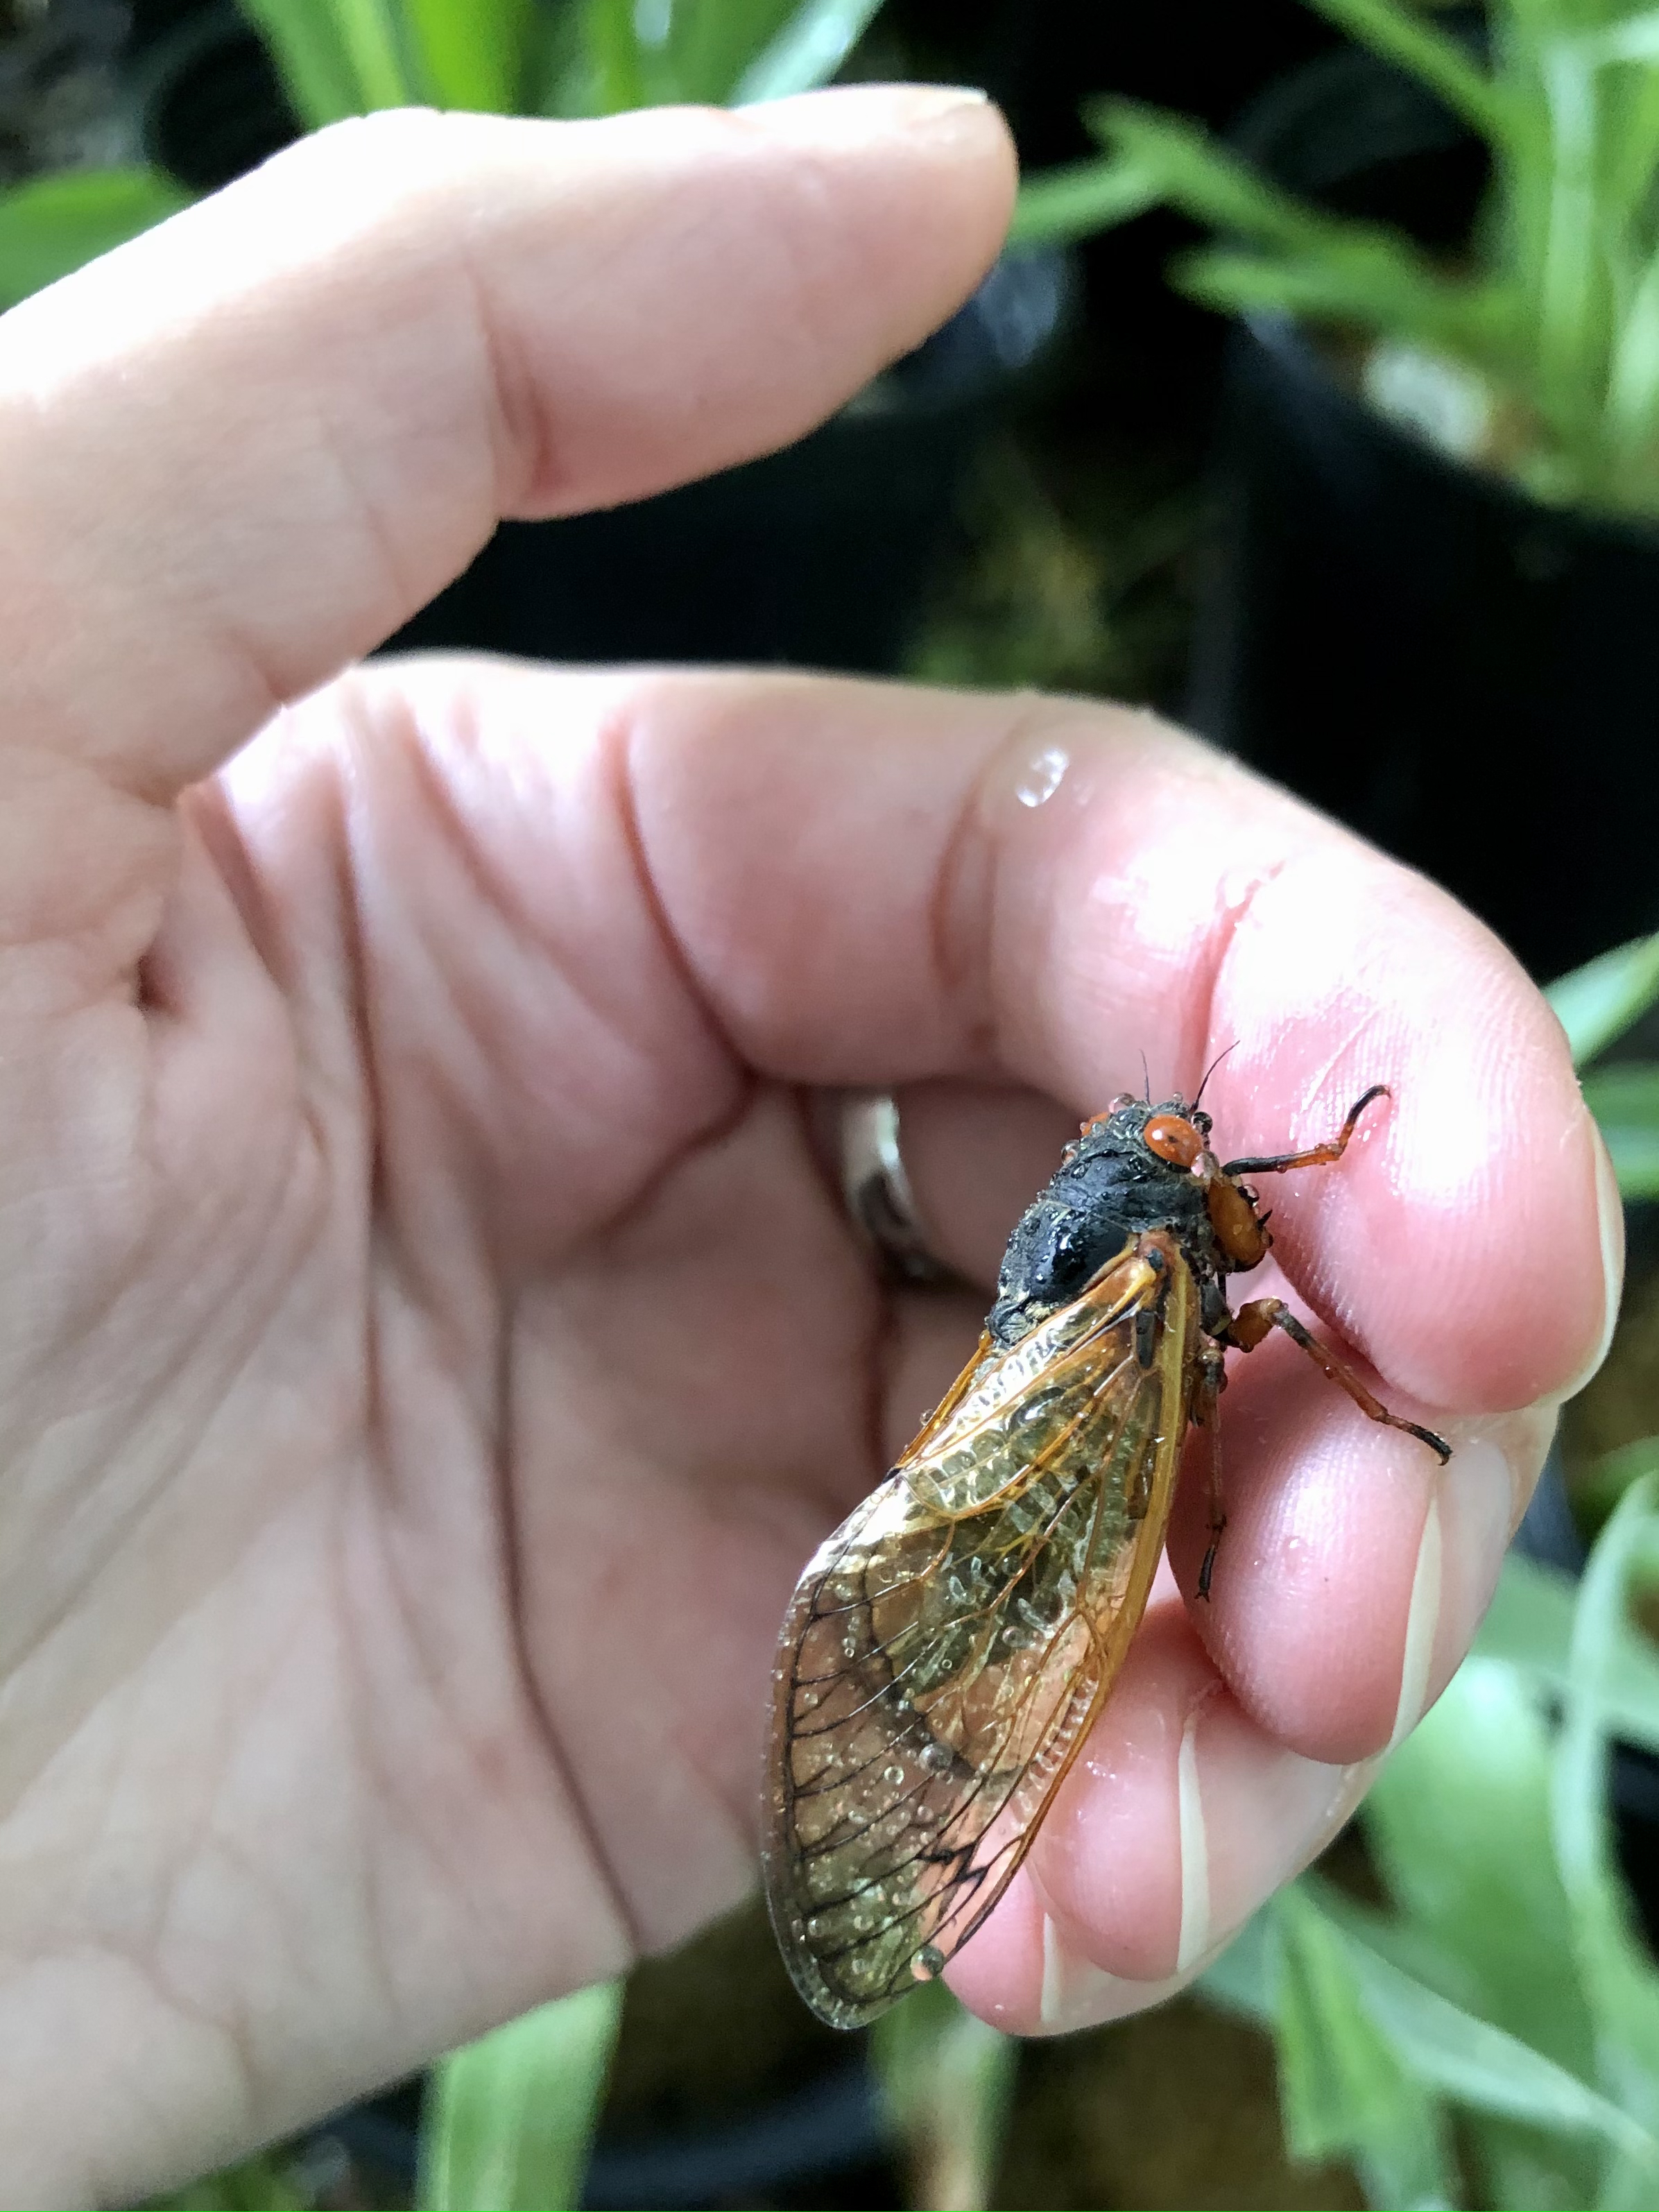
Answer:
[1579, 1062, 1659, 1197]
[1298, 0, 1511, 144]
[1344, 1926, 1653, 2161]
[1475, 1552, 1659, 1758]
[1543, 929, 1659, 1065]
[1270, 1885, 1459, 2209]
[1366, 1657, 1594, 2078]
[419, 1981, 623, 2212]
[732, 0, 886, 103]
[1008, 157, 1164, 249]
[1551, 1476, 1659, 2206]
[870, 1975, 1017, 2212]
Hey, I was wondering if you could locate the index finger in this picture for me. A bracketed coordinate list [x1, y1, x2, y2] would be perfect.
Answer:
[612, 667, 1611, 1415]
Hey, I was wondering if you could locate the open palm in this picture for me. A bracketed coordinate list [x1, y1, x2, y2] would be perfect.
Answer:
[0, 90, 1612, 2205]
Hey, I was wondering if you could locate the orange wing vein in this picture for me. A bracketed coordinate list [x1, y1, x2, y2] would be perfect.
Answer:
[762, 1233, 1197, 2028]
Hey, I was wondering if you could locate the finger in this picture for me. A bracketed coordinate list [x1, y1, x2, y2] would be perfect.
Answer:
[0, 88, 1013, 798]
[940, 1593, 1375, 2035]
[1164, 1328, 1554, 1760]
[613, 667, 1612, 1413]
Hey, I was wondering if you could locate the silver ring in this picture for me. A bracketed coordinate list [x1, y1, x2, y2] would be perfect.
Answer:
[839, 1090, 955, 1285]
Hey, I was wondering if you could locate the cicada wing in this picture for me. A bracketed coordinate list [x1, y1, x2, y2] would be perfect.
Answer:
[764, 1237, 1196, 2029]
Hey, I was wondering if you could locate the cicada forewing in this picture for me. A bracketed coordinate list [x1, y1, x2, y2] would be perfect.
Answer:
[763, 1233, 1196, 2028]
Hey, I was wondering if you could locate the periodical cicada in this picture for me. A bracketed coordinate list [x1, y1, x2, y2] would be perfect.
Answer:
[762, 1082, 1450, 2028]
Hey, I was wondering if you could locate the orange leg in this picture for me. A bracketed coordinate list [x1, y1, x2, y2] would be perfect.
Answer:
[1228, 1298, 1451, 1464]
[1221, 1083, 1389, 1178]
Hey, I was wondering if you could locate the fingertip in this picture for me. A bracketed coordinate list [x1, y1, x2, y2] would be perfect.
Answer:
[1205, 849, 1609, 1414]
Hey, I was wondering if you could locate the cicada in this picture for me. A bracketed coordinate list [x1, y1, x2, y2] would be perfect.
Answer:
[762, 1083, 1450, 2028]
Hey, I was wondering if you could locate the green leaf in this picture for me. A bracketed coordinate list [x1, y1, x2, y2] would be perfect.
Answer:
[1580, 1061, 1659, 1198]
[404, 0, 537, 110]
[1545, 931, 1659, 1066]
[1552, 1476, 1659, 2206]
[1008, 157, 1164, 250]
[732, 0, 886, 103]
[1198, 1906, 1275, 2023]
[1174, 246, 1512, 364]
[1475, 1550, 1659, 1760]
[662, 0, 800, 106]
[1297, 0, 1512, 146]
[418, 1980, 624, 2212]
[870, 1975, 1017, 2212]
[0, 166, 192, 311]
[1576, 1435, 1659, 1537]
[153, 2152, 304, 2210]
[232, 0, 372, 125]
[1342, 1925, 1656, 2165]
[1269, 1885, 1459, 2209]
[1366, 1657, 1594, 2077]
[582, 0, 648, 112]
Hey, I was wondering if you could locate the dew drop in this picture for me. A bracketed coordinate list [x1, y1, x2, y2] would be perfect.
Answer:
[1015, 744, 1068, 809]
[883, 1763, 906, 1787]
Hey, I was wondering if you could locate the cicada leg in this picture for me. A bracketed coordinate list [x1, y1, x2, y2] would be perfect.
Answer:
[1193, 1339, 1228, 1600]
[1221, 1085, 1389, 1178]
[1228, 1298, 1451, 1464]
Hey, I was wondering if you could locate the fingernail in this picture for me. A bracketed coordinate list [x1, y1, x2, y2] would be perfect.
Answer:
[1187, 1702, 1366, 1953]
[757, 84, 990, 135]
[1391, 1437, 1515, 1745]
[1553, 1119, 1624, 1404]
[1391, 1487, 1441, 1748]
[1040, 1914, 1189, 2032]
[1035, 1740, 1366, 2032]
[1176, 1697, 1211, 1971]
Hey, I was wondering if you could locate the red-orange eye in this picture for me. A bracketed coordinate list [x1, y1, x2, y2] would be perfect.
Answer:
[1144, 1113, 1203, 1167]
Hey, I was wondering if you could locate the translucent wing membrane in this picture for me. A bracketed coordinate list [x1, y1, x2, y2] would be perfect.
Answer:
[763, 1236, 1196, 2029]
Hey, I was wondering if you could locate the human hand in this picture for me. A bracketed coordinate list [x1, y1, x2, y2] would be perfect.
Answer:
[0, 80, 1610, 2204]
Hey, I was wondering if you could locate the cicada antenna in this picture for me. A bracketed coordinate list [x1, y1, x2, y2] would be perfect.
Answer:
[1192, 1043, 1237, 1113]
[1140, 1049, 1151, 1105]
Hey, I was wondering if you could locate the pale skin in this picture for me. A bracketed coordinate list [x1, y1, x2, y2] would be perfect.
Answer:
[0, 81, 1617, 2202]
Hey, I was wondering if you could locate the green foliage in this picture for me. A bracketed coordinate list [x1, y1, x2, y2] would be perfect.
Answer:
[1267, 1883, 1459, 2207]
[1201, 1484, 1659, 2209]
[1540, 928, 1659, 1199]
[1014, 0, 1659, 518]
[418, 1979, 624, 2211]
[0, 166, 191, 311]
[1548, 929, 1659, 1068]
[0, 0, 890, 309]
[870, 1971, 1019, 2210]
[153, 2151, 305, 2209]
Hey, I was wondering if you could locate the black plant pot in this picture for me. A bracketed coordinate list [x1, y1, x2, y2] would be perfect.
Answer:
[384, 247, 1072, 676]
[1188, 52, 1659, 981]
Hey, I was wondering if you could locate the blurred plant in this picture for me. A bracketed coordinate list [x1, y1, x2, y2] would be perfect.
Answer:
[870, 1970, 1017, 2211]
[418, 1978, 623, 2211]
[1013, 0, 1659, 518]
[0, 0, 889, 311]
[1550, 928, 1659, 1199]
